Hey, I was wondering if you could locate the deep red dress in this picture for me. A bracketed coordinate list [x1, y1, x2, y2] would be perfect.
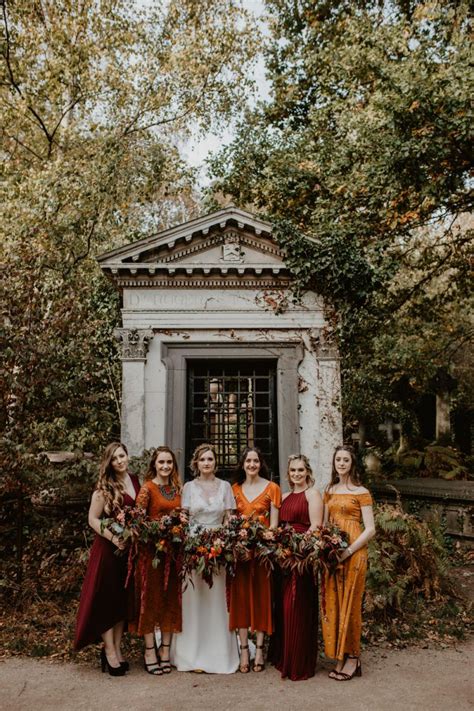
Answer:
[269, 491, 318, 681]
[74, 475, 140, 651]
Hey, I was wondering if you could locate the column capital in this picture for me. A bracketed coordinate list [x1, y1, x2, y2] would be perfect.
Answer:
[309, 329, 340, 360]
[114, 328, 154, 361]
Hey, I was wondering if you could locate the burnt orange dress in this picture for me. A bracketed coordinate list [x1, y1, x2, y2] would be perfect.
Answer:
[128, 481, 182, 636]
[321, 491, 373, 661]
[229, 480, 281, 633]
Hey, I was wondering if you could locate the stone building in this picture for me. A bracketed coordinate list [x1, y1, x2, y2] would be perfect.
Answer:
[98, 206, 342, 490]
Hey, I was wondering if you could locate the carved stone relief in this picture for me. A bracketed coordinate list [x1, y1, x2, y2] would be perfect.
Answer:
[115, 328, 154, 360]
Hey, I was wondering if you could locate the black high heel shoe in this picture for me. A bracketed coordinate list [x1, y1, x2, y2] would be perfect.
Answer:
[120, 661, 130, 672]
[100, 648, 126, 677]
[157, 643, 172, 674]
[144, 645, 163, 675]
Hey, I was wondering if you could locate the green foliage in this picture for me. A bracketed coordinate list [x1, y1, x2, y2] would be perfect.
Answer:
[1, 0, 258, 485]
[366, 503, 455, 622]
[209, 0, 473, 432]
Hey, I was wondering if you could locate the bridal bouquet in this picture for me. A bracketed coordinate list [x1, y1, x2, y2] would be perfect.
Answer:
[180, 525, 235, 589]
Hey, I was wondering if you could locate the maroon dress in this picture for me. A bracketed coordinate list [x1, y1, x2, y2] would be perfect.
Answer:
[269, 491, 318, 681]
[74, 475, 140, 651]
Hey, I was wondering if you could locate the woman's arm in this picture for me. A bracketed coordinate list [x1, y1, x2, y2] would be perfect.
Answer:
[338, 505, 376, 562]
[88, 490, 125, 550]
[269, 502, 279, 528]
[223, 509, 233, 525]
[306, 489, 323, 530]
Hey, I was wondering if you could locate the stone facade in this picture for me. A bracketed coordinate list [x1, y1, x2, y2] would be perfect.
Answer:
[99, 206, 342, 491]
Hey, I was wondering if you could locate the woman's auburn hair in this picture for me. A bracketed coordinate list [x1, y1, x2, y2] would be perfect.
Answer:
[286, 453, 315, 489]
[326, 445, 361, 492]
[233, 446, 270, 485]
[145, 446, 181, 491]
[96, 441, 128, 515]
[189, 442, 218, 477]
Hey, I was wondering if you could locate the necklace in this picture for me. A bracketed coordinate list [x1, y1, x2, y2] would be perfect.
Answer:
[154, 482, 177, 501]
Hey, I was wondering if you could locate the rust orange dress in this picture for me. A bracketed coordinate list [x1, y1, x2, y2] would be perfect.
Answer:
[229, 480, 281, 633]
[128, 481, 182, 636]
[321, 491, 373, 661]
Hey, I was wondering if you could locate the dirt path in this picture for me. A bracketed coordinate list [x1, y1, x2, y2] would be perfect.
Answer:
[1, 638, 473, 711]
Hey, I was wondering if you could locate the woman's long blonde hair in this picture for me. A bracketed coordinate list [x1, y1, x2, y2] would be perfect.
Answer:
[145, 446, 182, 491]
[96, 442, 128, 515]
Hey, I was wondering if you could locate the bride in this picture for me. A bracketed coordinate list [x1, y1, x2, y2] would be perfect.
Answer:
[170, 443, 239, 673]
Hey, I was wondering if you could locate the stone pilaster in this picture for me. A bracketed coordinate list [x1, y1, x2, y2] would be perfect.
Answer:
[114, 328, 154, 455]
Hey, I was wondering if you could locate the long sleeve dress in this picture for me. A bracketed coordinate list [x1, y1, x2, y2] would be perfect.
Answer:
[170, 478, 239, 673]
[228, 480, 281, 634]
[321, 491, 373, 661]
[269, 491, 318, 680]
[74, 474, 140, 651]
[128, 481, 182, 636]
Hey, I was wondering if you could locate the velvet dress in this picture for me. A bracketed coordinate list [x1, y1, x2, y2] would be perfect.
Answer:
[74, 474, 140, 651]
[321, 491, 373, 662]
[128, 481, 182, 636]
[269, 491, 318, 681]
[228, 480, 281, 634]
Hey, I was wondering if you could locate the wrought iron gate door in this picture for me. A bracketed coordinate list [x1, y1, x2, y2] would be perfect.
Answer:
[186, 360, 279, 482]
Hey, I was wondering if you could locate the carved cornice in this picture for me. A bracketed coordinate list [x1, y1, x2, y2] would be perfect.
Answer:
[114, 328, 154, 361]
[115, 277, 291, 289]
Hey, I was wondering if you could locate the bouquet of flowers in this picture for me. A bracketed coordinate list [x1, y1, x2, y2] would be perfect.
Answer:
[139, 509, 188, 568]
[180, 525, 234, 588]
[100, 505, 148, 547]
[314, 524, 350, 575]
[266, 525, 308, 574]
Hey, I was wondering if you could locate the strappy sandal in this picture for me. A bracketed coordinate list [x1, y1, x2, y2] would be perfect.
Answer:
[253, 644, 265, 672]
[158, 643, 172, 674]
[144, 645, 162, 675]
[239, 644, 250, 673]
[334, 656, 362, 681]
[329, 654, 347, 678]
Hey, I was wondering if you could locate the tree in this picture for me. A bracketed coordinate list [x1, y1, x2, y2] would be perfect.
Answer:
[209, 0, 473, 444]
[1, 0, 257, 487]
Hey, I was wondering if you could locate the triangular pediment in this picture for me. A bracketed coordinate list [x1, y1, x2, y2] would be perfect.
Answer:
[98, 206, 291, 288]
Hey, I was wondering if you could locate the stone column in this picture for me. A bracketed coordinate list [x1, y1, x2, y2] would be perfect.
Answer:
[313, 332, 343, 489]
[115, 328, 154, 456]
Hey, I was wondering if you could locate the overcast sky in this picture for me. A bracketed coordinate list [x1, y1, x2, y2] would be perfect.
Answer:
[182, 0, 270, 184]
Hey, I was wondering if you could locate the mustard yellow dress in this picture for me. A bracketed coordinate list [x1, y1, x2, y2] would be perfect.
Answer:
[321, 491, 373, 661]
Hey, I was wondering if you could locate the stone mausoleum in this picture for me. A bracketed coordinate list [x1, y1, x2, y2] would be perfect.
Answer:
[98, 206, 342, 490]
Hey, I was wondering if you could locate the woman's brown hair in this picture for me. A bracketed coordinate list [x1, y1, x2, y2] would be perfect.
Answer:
[96, 442, 128, 515]
[327, 445, 361, 491]
[189, 443, 217, 477]
[145, 446, 181, 491]
[233, 446, 270, 485]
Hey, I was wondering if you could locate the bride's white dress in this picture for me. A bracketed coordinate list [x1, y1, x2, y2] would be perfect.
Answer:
[170, 478, 239, 674]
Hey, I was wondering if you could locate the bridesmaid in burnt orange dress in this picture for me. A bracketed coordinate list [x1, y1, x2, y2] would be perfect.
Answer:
[129, 447, 182, 676]
[322, 445, 375, 681]
[229, 447, 281, 673]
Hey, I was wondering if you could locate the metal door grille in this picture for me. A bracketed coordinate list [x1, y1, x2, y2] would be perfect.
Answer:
[186, 360, 278, 482]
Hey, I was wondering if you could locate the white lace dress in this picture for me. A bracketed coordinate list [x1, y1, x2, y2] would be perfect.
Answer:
[170, 478, 239, 673]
